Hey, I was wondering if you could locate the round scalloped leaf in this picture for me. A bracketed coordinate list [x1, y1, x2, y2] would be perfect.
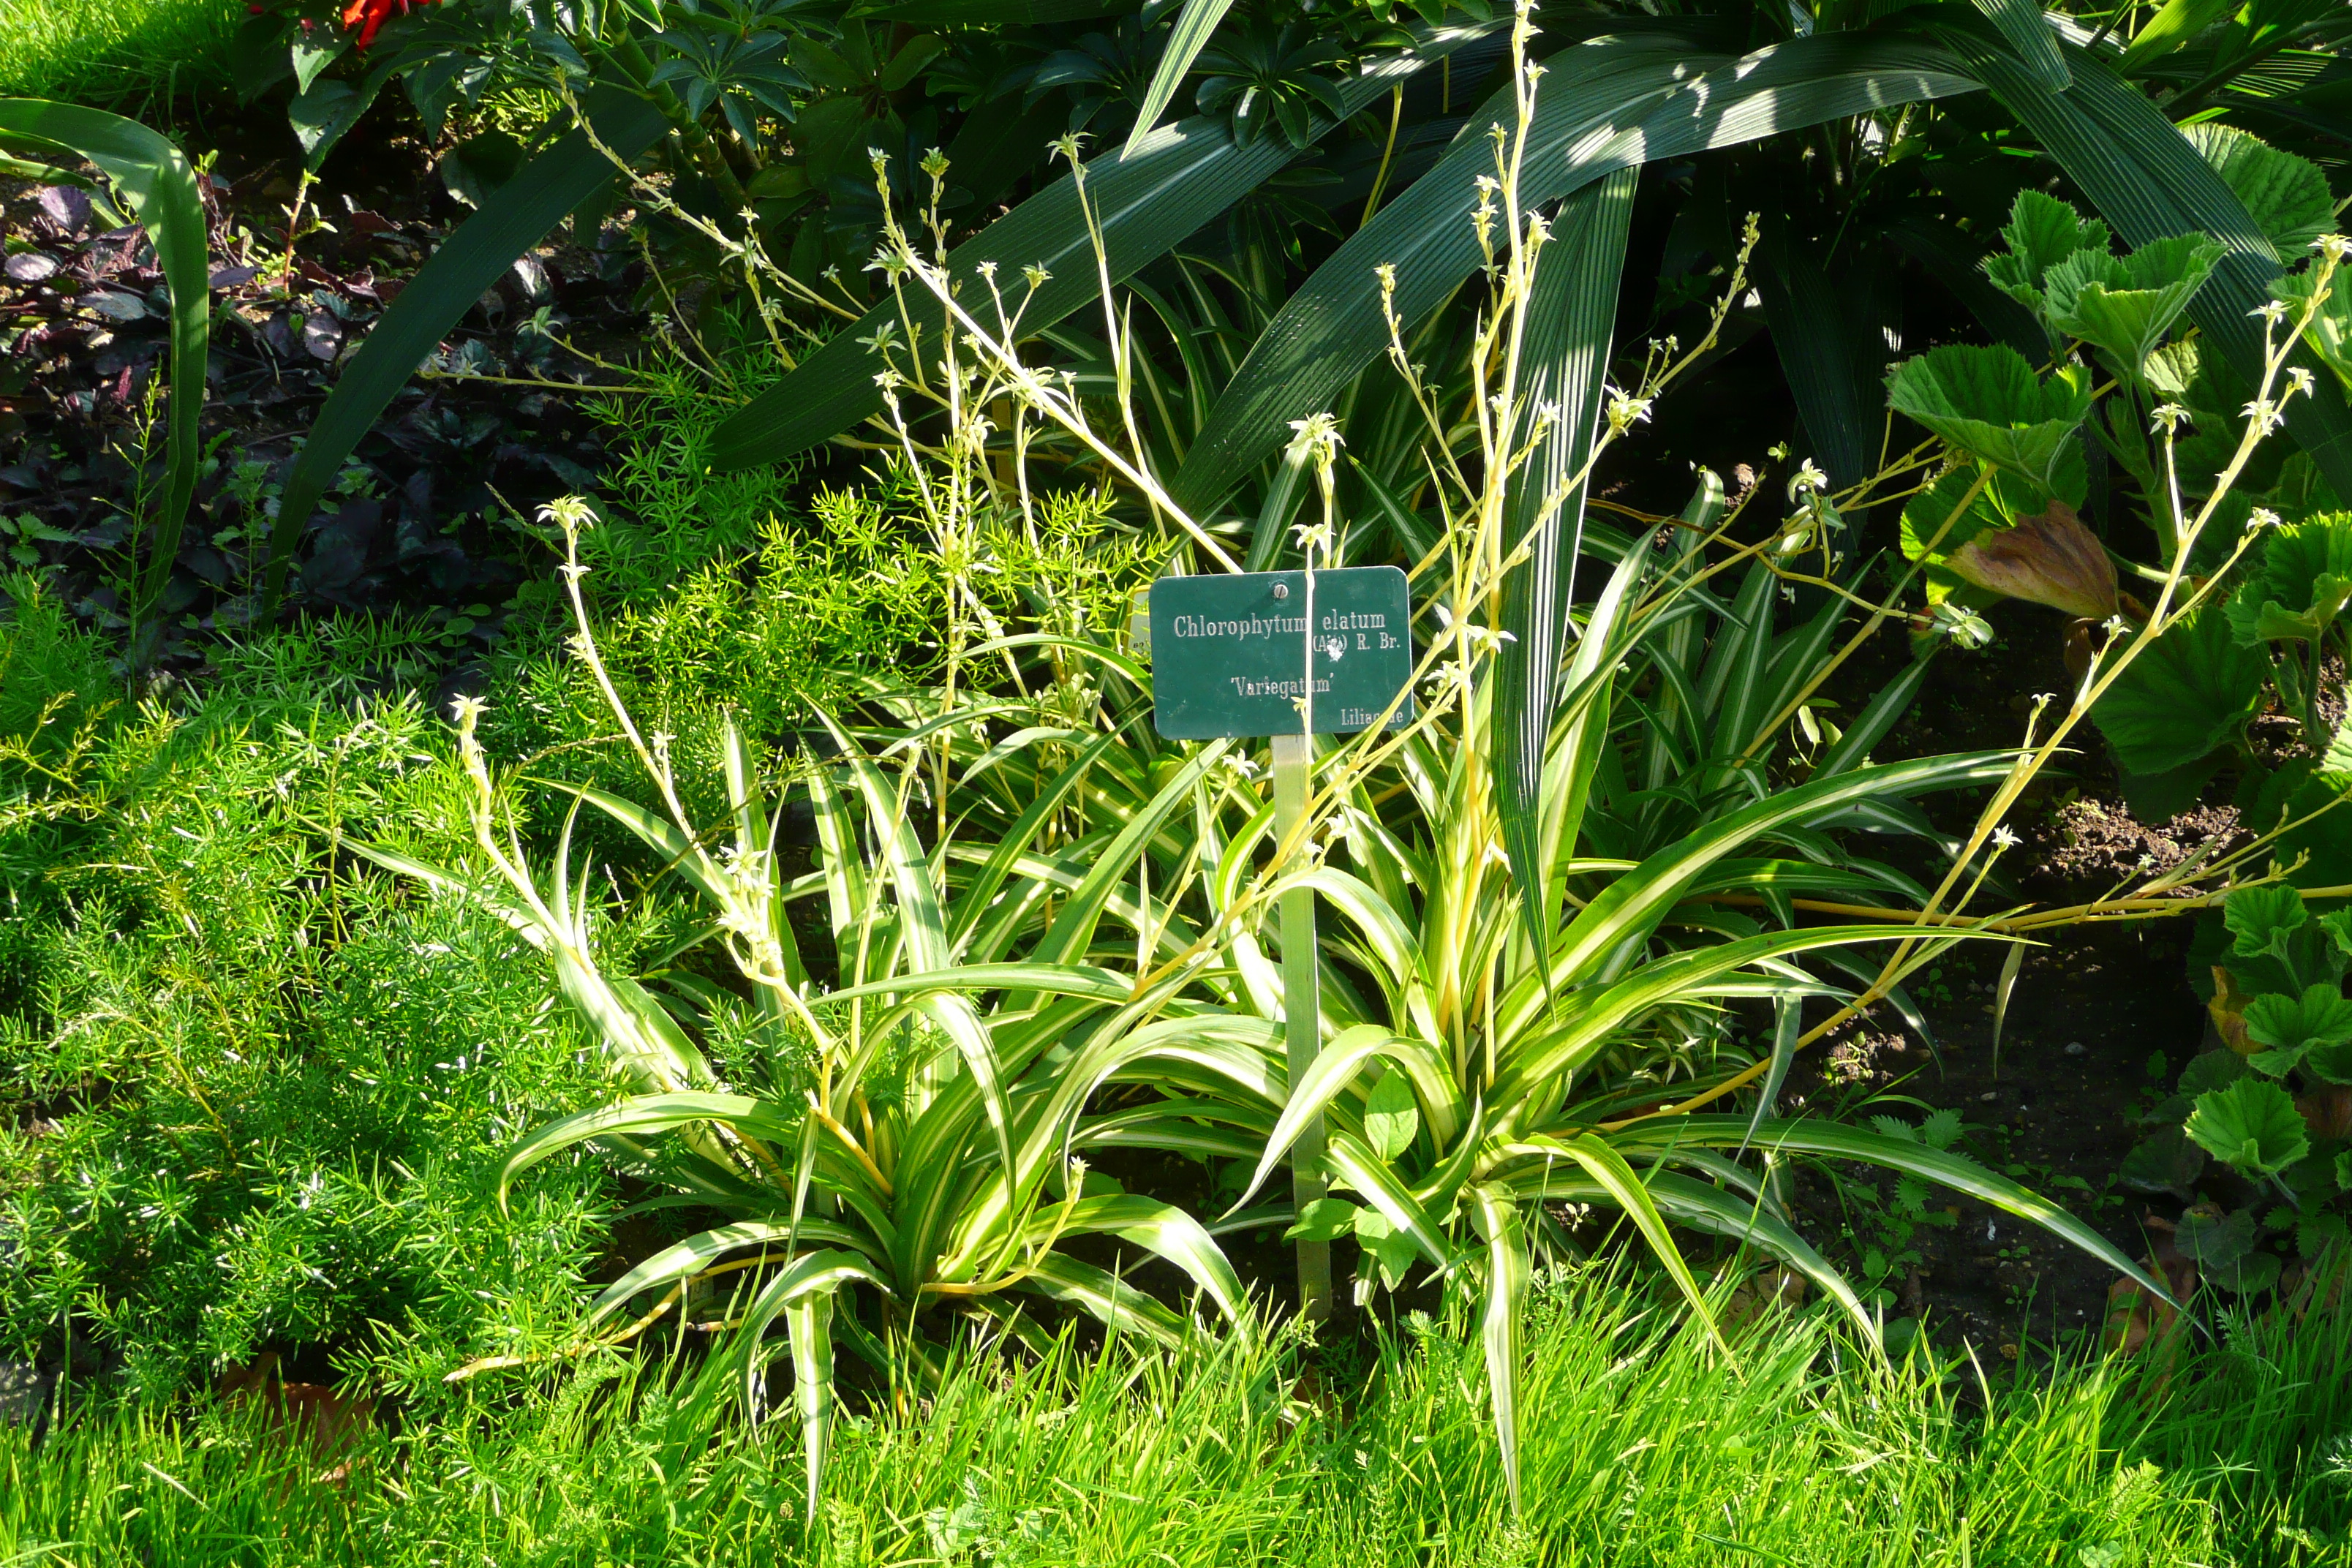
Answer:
[2045, 233, 2224, 376]
[1885, 345, 2092, 500]
[2243, 983, 2352, 1063]
[2304, 1035, 2352, 1085]
[2185, 124, 2334, 259]
[2207, 1248, 2283, 1296]
[2117, 1125, 2206, 1197]
[2089, 605, 2269, 775]
[2225, 513, 2352, 647]
[1982, 189, 2111, 311]
[2185, 1077, 2312, 1176]
[2176, 1202, 2258, 1269]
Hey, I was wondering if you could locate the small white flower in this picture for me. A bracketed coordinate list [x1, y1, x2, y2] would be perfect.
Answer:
[1991, 825, 2020, 851]
[1602, 384, 1654, 437]
[1786, 459, 1830, 499]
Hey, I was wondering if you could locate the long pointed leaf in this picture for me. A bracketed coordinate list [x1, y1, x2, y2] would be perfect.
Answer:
[1168, 31, 1983, 512]
[709, 20, 1500, 470]
[1468, 1188, 1530, 1516]
[1622, 1114, 2179, 1305]
[1124, 0, 1237, 158]
[1052, 1194, 1248, 1324]
[1495, 167, 1639, 968]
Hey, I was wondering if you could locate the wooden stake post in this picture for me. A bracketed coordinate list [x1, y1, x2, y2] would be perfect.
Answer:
[1146, 565, 1412, 1324]
[1271, 728, 1331, 1319]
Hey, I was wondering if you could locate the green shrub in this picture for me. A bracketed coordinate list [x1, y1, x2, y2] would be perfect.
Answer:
[0, 595, 630, 1399]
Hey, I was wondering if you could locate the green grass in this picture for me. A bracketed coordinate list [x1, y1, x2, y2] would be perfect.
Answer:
[0, 0, 237, 107]
[4, 1273, 2348, 1566]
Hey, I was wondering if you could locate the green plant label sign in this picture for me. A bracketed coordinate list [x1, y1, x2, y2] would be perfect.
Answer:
[1149, 567, 1413, 739]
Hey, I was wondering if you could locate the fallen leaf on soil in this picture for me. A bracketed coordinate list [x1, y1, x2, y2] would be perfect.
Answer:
[218, 1352, 375, 1482]
[2103, 1215, 2198, 1371]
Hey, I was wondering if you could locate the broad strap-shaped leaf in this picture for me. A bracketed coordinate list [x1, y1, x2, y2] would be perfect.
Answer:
[1018, 1254, 1192, 1348]
[1968, 0, 2070, 88]
[1228, 1023, 1459, 1213]
[1501, 925, 2007, 1109]
[0, 100, 206, 614]
[1124, 0, 1237, 157]
[1514, 1133, 1730, 1357]
[585, 1218, 881, 1326]
[1468, 1187, 1531, 1515]
[726, 1249, 888, 1520]
[1323, 1128, 1455, 1272]
[1168, 29, 1982, 513]
[826, 731, 1019, 1183]
[499, 1091, 802, 1208]
[1623, 1115, 2178, 1304]
[1495, 168, 1639, 970]
[1049, 1194, 1248, 1324]
[1508, 1163, 1874, 1339]
[1509, 750, 2012, 1020]
[2114, 0, 2237, 73]
[263, 85, 670, 606]
[707, 19, 1499, 470]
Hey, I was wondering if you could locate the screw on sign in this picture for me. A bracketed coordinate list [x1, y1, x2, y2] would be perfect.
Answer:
[1146, 567, 1413, 1321]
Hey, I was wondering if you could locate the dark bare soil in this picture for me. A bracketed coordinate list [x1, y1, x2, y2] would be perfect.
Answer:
[1, 96, 647, 667]
[1772, 606, 2255, 1360]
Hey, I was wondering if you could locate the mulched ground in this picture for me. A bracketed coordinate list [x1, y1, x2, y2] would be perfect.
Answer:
[0, 95, 647, 666]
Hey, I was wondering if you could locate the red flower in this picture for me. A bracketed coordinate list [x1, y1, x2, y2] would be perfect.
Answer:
[340, 0, 438, 49]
